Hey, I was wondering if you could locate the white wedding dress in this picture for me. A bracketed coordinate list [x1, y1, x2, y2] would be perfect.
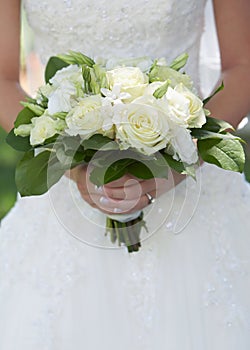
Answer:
[0, 1, 250, 349]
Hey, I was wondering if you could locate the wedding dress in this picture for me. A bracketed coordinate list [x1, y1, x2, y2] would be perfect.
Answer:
[0, 1, 250, 349]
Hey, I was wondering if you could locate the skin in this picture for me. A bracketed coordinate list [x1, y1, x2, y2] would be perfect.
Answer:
[0, 0, 250, 215]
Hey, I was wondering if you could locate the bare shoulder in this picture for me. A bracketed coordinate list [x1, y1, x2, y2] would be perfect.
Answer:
[0, 0, 21, 79]
[213, 0, 250, 68]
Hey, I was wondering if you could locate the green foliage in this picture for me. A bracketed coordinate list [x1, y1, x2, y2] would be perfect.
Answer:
[243, 143, 250, 182]
[90, 158, 135, 186]
[153, 80, 171, 99]
[57, 51, 95, 67]
[14, 107, 35, 128]
[45, 57, 69, 83]
[20, 102, 45, 116]
[192, 115, 245, 173]
[6, 129, 31, 152]
[89, 150, 169, 186]
[169, 53, 189, 71]
[198, 138, 245, 173]
[200, 116, 233, 133]
[16, 150, 66, 196]
[162, 153, 186, 174]
[82, 134, 119, 151]
[149, 65, 193, 88]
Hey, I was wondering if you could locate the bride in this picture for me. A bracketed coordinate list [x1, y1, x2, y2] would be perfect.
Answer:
[0, 0, 250, 349]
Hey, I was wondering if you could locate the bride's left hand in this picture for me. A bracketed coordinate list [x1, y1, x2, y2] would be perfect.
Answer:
[68, 165, 185, 215]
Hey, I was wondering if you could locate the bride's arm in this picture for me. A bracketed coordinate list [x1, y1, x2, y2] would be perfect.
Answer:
[0, 0, 26, 132]
[207, 0, 250, 127]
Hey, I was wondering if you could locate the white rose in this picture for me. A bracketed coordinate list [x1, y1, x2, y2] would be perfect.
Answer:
[113, 102, 170, 155]
[14, 124, 33, 137]
[36, 84, 54, 104]
[49, 64, 83, 86]
[105, 57, 153, 72]
[165, 87, 190, 126]
[47, 65, 84, 114]
[30, 113, 66, 146]
[143, 81, 165, 96]
[170, 126, 198, 165]
[65, 95, 111, 139]
[175, 83, 206, 128]
[106, 67, 148, 101]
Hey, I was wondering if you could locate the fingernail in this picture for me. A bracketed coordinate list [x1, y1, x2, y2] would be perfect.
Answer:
[113, 208, 123, 213]
[99, 196, 109, 205]
[95, 185, 103, 193]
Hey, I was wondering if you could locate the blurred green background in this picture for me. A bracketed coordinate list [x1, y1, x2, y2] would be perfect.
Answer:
[0, 129, 22, 219]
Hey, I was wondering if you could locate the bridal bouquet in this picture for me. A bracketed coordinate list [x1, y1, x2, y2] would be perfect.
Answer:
[7, 51, 245, 252]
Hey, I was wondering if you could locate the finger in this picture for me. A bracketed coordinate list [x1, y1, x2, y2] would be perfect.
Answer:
[81, 186, 159, 215]
[104, 177, 168, 200]
[104, 174, 143, 188]
[94, 192, 156, 214]
[80, 192, 134, 215]
[103, 178, 154, 200]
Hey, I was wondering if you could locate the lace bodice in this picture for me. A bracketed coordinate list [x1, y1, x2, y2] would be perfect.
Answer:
[22, 0, 207, 88]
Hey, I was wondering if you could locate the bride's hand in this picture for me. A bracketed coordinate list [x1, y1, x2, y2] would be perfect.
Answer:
[67, 165, 185, 215]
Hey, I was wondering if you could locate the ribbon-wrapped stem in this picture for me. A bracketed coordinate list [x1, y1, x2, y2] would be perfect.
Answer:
[106, 212, 147, 253]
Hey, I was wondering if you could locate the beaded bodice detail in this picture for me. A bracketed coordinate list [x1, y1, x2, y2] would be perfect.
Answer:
[23, 0, 207, 87]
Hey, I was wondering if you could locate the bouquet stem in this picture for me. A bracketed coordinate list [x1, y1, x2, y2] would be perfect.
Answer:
[106, 212, 147, 253]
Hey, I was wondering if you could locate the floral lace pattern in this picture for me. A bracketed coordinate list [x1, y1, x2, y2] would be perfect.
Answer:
[23, 0, 207, 87]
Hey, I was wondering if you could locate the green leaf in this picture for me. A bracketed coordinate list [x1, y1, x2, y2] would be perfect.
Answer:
[104, 158, 136, 184]
[89, 158, 135, 186]
[191, 129, 241, 141]
[82, 65, 92, 93]
[50, 112, 67, 120]
[128, 152, 169, 179]
[57, 51, 95, 67]
[71, 151, 86, 166]
[61, 135, 81, 153]
[182, 165, 196, 179]
[6, 129, 31, 152]
[127, 162, 154, 179]
[82, 134, 119, 151]
[200, 116, 234, 133]
[81, 149, 96, 163]
[162, 153, 186, 174]
[15, 150, 66, 196]
[52, 136, 83, 166]
[20, 102, 45, 116]
[14, 107, 36, 128]
[149, 59, 158, 73]
[149, 65, 193, 88]
[45, 56, 69, 83]
[25, 96, 37, 104]
[169, 53, 189, 71]
[198, 138, 245, 173]
[203, 82, 224, 105]
[89, 64, 108, 94]
[153, 79, 171, 99]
